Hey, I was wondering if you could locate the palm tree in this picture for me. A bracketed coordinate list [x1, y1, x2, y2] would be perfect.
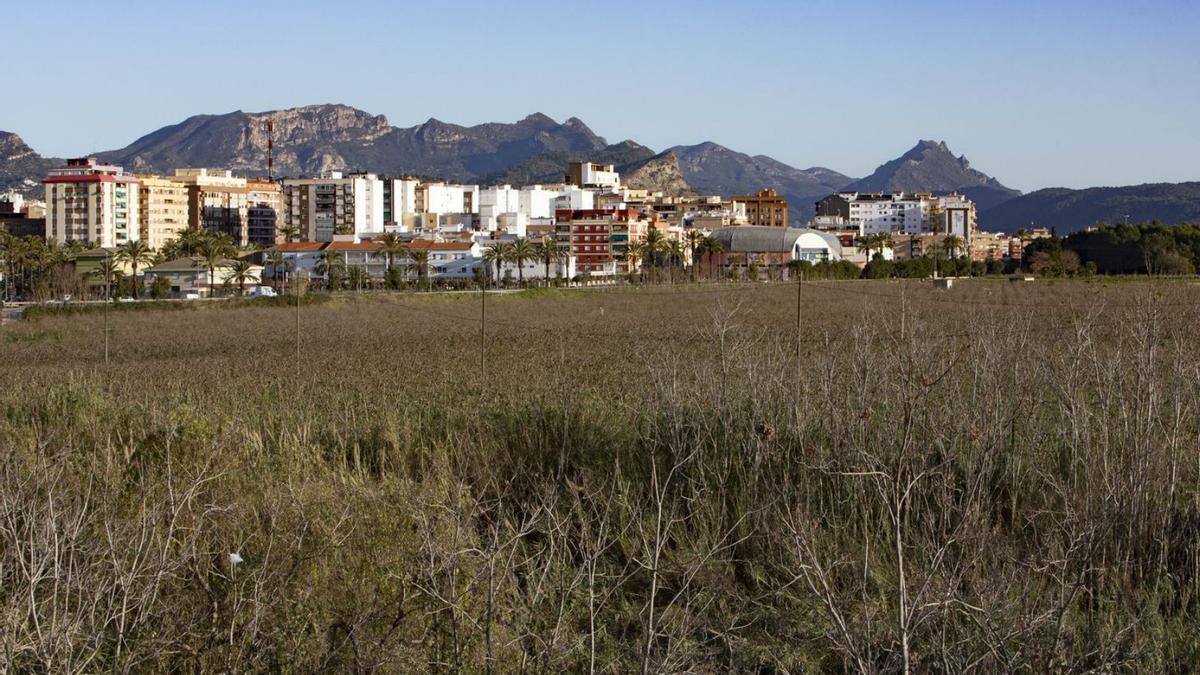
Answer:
[697, 236, 724, 281]
[621, 240, 646, 279]
[664, 239, 685, 284]
[169, 229, 207, 258]
[684, 229, 705, 282]
[316, 249, 345, 290]
[508, 238, 534, 287]
[227, 259, 256, 297]
[408, 249, 431, 291]
[537, 236, 563, 283]
[346, 265, 370, 292]
[943, 234, 963, 260]
[194, 235, 235, 297]
[642, 226, 666, 280]
[483, 242, 511, 285]
[378, 233, 408, 287]
[0, 233, 16, 301]
[115, 239, 153, 299]
[265, 250, 288, 293]
[277, 224, 299, 243]
[97, 256, 122, 300]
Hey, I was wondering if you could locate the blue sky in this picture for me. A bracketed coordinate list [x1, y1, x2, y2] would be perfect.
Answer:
[3, 0, 1197, 191]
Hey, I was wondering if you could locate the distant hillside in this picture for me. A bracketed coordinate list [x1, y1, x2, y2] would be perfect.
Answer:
[482, 140, 657, 186]
[981, 182, 1200, 235]
[848, 140, 1020, 211]
[621, 151, 692, 195]
[94, 105, 612, 182]
[0, 131, 58, 197]
[668, 142, 853, 221]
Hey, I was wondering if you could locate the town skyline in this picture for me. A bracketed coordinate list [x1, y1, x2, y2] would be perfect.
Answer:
[5, 0, 1198, 192]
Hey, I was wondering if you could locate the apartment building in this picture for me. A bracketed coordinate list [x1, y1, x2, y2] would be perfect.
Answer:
[566, 161, 620, 191]
[815, 192, 977, 241]
[170, 169, 249, 244]
[0, 192, 24, 215]
[555, 208, 648, 275]
[382, 177, 420, 229]
[138, 176, 190, 250]
[477, 184, 598, 233]
[246, 179, 283, 246]
[646, 195, 748, 230]
[930, 193, 976, 239]
[421, 182, 478, 217]
[43, 158, 141, 247]
[733, 189, 789, 227]
[283, 172, 385, 242]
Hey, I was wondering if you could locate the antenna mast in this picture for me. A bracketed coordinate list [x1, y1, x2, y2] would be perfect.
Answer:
[267, 119, 274, 182]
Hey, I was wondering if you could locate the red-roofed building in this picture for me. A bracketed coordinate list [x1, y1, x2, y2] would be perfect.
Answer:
[44, 158, 141, 247]
[407, 239, 482, 279]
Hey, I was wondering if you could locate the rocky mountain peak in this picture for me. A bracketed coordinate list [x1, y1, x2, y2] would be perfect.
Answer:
[0, 131, 39, 162]
[623, 151, 692, 195]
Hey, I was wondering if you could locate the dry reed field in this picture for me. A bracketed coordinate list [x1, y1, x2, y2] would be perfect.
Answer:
[3, 279, 1200, 672]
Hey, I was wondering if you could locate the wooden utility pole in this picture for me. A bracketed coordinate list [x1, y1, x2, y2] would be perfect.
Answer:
[295, 270, 301, 380]
[104, 248, 110, 365]
[479, 273, 486, 383]
[795, 270, 803, 387]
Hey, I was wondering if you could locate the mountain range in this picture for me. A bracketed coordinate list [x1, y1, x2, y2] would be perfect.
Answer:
[980, 183, 1200, 234]
[2, 104, 1197, 232]
[847, 140, 1021, 212]
[0, 132, 59, 196]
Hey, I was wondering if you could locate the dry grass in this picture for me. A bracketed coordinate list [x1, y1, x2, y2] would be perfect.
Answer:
[2, 279, 1199, 672]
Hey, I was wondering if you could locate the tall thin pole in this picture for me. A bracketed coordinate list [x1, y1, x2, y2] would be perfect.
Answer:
[295, 271, 301, 380]
[795, 270, 803, 385]
[267, 119, 274, 182]
[479, 272, 486, 384]
[104, 249, 110, 365]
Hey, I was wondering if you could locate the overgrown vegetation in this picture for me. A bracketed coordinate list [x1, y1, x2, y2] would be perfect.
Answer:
[1062, 221, 1200, 275]
[2, 281, 1199, 671]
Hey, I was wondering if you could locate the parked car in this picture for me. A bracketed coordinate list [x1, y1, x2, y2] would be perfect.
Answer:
[183, 291, 201, 301]
[246, 286, 277, 298]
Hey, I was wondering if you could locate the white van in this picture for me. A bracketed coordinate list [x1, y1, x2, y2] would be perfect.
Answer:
[246, 286, 277, 298]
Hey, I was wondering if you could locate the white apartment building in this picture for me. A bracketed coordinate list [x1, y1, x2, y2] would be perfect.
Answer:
[283, 172, 385, 242]
[479, 184, 598, 232]
[43, 158, 141, 247]
[554, 187, 595, 211]
[383, 178, 420, 229]
[421, 182, 478, 217]
[814, 192, 977, 241]
[567, 161, 620, 190]
[936, 193, 976, 239]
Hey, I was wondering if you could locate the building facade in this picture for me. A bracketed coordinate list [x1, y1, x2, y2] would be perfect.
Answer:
[43, 158, 141, 247]
[246, 180, 283, 246]
[733, 189, 789, 227]
[815, 192, 977, 242]
[566, 162, 620, 191]
[283, 172, 385, 242]
[555, 208, 647, 275]
[138, 176, 190, 250]
[171, 169, 249, 245]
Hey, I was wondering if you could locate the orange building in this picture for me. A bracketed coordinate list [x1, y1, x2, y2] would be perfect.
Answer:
[733, 189, 789, 227]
